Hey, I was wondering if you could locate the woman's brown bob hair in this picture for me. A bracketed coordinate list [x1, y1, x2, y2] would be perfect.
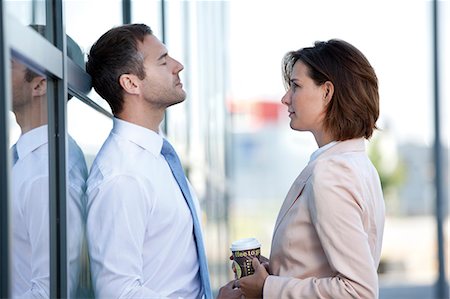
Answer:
[282, 39, 379, 140]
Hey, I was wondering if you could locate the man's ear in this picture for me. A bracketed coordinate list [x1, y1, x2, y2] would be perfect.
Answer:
[323, 81, 334, 104]
[31, 76, 47, 97]
[119, 74, 140, 95]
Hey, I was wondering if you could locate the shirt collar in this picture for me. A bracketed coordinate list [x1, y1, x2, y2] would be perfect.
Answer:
[309, 140, 338, 162]
[16, 125, 48, 160]
[112, 117, 163, 157]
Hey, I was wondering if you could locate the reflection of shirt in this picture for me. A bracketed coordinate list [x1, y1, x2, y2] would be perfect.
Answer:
[86, 117, 202, 299]
[11, 125, 88, 299]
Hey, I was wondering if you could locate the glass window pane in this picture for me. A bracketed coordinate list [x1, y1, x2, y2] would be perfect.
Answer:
[67, 96, 111, 299]
[65, 0, 121, 113]
[10, 55, 49, 297]
[67, 98, 112, 171]
[66, 130, 90, 299]
[5, 0, 46, 27]
[131, 0, 162, 36]
[64, 0, 121, 61]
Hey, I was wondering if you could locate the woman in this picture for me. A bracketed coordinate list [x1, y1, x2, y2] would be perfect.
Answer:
[221, 39, 385, 299]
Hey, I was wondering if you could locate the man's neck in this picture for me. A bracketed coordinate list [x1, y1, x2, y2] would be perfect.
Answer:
[116, 106, 165, 133]
[14, 103, 48, 134]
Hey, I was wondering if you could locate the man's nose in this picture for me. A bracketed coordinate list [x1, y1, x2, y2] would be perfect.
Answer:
[173, 59, 184, 73]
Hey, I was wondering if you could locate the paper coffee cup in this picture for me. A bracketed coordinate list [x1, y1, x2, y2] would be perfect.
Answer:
[230, 238, 261, 278]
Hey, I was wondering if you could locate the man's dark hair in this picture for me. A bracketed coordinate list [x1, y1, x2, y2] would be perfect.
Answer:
[86, 23, 153, 115]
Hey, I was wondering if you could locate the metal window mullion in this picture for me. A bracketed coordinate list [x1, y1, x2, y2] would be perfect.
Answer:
[432, 1, 448, 299]
[161, 0, 167, 134]
[0, 1, 12, 297]
[122, 0, 131, 24]
[46, 0, 68, 298]
[7, 14, 62, 79]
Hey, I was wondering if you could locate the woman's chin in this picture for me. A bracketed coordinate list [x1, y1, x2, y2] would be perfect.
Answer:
[289, 122, 309, 132]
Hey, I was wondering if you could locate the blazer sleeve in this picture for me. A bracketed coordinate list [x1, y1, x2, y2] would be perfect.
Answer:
[263, 157, 379, 299]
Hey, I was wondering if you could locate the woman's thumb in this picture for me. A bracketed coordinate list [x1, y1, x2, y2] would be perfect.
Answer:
[252, 257, 261, 269]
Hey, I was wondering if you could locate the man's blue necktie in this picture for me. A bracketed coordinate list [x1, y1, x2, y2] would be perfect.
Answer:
[161, 139, 212, 299]
[11, 144, 19, 165]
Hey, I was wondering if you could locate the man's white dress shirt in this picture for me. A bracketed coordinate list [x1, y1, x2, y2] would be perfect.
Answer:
[86, 118, 202, 299]
[11, 125, 88, 298]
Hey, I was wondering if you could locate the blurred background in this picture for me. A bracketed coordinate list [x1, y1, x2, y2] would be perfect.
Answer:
[2, 0, 448, 298]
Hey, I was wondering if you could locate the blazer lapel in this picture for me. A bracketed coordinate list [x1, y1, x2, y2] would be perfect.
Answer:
[272, 138, 366, 236]
[272, 163, 314, 235]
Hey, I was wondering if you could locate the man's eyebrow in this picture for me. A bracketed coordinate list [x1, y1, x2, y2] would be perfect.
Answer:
[157, 52, 168, 61]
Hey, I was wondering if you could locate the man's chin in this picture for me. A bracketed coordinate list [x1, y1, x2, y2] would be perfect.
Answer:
[166, 96, 186, 108]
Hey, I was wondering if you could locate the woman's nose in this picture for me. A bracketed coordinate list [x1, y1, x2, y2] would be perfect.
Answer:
[281, 91, 290, 106]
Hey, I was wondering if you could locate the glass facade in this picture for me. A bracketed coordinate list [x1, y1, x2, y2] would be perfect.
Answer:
[10, 55, 50, 298]
[5, 0, 46, 28]
[0, 0, 447, 298]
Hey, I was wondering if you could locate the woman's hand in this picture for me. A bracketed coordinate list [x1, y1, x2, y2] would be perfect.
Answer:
[230, 255, 271, 278]
[216, 280, 243, 299]
[237, 258, 269, 299]
[259, 255, 270, 274]
[259, 255, 269, 264]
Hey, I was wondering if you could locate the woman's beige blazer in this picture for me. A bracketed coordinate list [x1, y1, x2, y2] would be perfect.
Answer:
[263, 138, 385, 299]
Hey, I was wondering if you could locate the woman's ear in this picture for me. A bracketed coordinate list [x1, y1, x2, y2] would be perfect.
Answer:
[31, 76, 47, 97]
[119, 74, 140, 95]
[323, 81, 334, 104]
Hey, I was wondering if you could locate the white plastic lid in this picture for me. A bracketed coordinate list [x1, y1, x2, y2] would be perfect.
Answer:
[230, 237, 261, 251]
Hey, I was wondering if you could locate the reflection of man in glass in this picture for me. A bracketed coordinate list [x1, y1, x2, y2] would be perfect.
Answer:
[10, 25, 89, 298]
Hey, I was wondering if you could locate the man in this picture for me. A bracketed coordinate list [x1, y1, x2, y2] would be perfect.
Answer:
[85, 23, 212, 298]
[10, 25, 89, 298]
